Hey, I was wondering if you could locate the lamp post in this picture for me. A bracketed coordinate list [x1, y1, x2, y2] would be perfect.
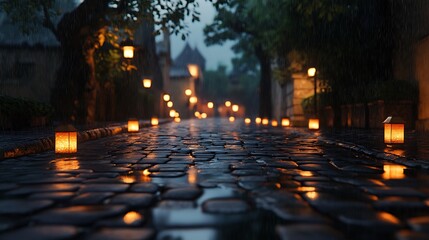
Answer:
[122, 38, 134, 118]
[307, 68, 317, 117]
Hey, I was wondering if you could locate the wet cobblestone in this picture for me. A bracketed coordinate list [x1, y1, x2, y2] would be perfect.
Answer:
[0, 118, 429, 239]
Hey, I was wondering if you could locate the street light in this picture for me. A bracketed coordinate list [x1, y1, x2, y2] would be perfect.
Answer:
[232, 104, 239, 112]
[185, 89, 192, 96]
[207, 102, 214, 109]
[308, 67, 318, 118]
[163, 94, 170, 102]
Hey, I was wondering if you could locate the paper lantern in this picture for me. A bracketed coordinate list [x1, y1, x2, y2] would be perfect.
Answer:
[142, 78, 151, 88]
[55, 125, 77, 154]
[169, 110, 176, 118]
[201, 113, 207, 119]
[189, 96, 198, 104]
[127, 119, 139, 132]
[232, 104, 239, 112]
[194, 111, 201, 118]
[151, 117, 159, 126]
[272, 120, 278, 127]
[245, 118, 251, 124]
[167, 101, 173, 108]
[255, 117, 262, 124]
[185, 89, 192, 96]
[281, 118, 290, 127]
[383, 116, 404, 144]
[174, 117, 181, 123]
[308, 118, 319, 130]
[307, 67, 316, 77]
[207, 102, 214, 109]
[262, 118, 269, 125]
[229, 116, 235, 122]
[163, 94, 170, 102]
[225, 101, 231, 107]
[122, 38, 134, 59]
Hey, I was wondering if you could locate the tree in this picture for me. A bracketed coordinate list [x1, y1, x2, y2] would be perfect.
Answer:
[204, 0, 275, 118]
[1, 0, 221, 124]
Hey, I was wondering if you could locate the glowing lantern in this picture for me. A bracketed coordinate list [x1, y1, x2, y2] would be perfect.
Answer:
[169, 110, 176, 118]
[229, 116, 235, 122]
[188, 64, 199, 78]
[262, 118, 269, 125]
[185, 89, 192, 96]
[272, 120, 278, 127]
[175, 112, 180, 117]
[127, 119, 139, 132]
[201, 113, 207, 119]
[167, 101, 173, 108]
[232, 104, 239, 112]
[225, 101, 231, 107]
[189, 96, 198, 104]
[55, 125, 77, 154]
[163, 94, 170, 102]
[207, 102, 214, 109]
[281, 118, 290, 127]
[142, 78, 152, 88]
[122, 38, 134, 59]
[308, 118, 319, 130]
[255, 117, 262, 124]
[383, 116, 404, 144]
[151, 117, 159, 126]
[174, 117, 181, 123]
[194, 111, 201, 118]
[307, 67, 316, 77]
[245, 118, 251, 124]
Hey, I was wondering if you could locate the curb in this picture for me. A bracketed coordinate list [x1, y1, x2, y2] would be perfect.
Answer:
[1, 119, 172, 160]
[318, 136, 429, 170]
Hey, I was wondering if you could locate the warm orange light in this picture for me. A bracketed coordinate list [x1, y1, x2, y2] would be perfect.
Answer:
[142, 78, 152, 88]
[262, 118, 269, 125]
[127, 119, 139, 132]
[123, 211, 142, 225]
[175, 112, 180, 117]
[232, 104, 239, 112]
[54, 158, 80, 171]
[300, 171, 313, 177]
[245, 118, 251, 124]
[307, 67, 316, 77]
[308, 118, 319, 130]
[383, 117, 405, 144]
[306, 191, 318, 200]
[188, 166, 198, 184]
[189, 96, 198, 104]
[167, 101, 173, 108]
[185, 89, 192, 96]
[163, 94, 170, 102]
[201, 113, 207, 119]
[174, 117, 181, 123]
[225, 101, 232, 107]
[169, 110, 176, 118]
[55, 125, 77, 154]
[383, 165, 406, 180]
[229, 116, 235, 122]
[281, 118, 290, 127]
[188, 64, 199, 78]
[207, 102, 214, 109]
[120, 175, 136, 184]
[123, 46, 134, 59]
[255, 117, 262, 124]
[271, 120, 278, 127]
[194, 111, 201, 118]
[151, 117, 159, 126]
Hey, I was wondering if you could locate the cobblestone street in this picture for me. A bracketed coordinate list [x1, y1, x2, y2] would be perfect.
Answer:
[1, 118, 429, 240]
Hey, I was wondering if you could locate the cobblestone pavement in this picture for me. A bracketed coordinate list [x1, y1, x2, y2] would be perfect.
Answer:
[1, 118, 429, 240]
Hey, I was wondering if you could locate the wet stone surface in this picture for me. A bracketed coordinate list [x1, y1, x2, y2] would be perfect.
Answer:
[0, 118, 429, 239]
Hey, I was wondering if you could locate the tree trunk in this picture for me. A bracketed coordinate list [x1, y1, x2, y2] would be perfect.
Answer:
[51, 0, 108, 124]
[255, 43, 272, 119]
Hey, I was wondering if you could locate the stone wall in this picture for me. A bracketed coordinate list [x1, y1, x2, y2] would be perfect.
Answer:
[0, 46, 61, 103]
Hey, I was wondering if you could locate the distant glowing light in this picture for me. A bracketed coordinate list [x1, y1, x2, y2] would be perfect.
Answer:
[225, 101, 231, 107]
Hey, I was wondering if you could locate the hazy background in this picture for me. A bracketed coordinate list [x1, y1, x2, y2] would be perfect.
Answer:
[169, 0, 235, 71]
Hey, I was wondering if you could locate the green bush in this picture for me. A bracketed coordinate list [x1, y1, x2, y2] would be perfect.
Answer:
[0, 96, 53, 130]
